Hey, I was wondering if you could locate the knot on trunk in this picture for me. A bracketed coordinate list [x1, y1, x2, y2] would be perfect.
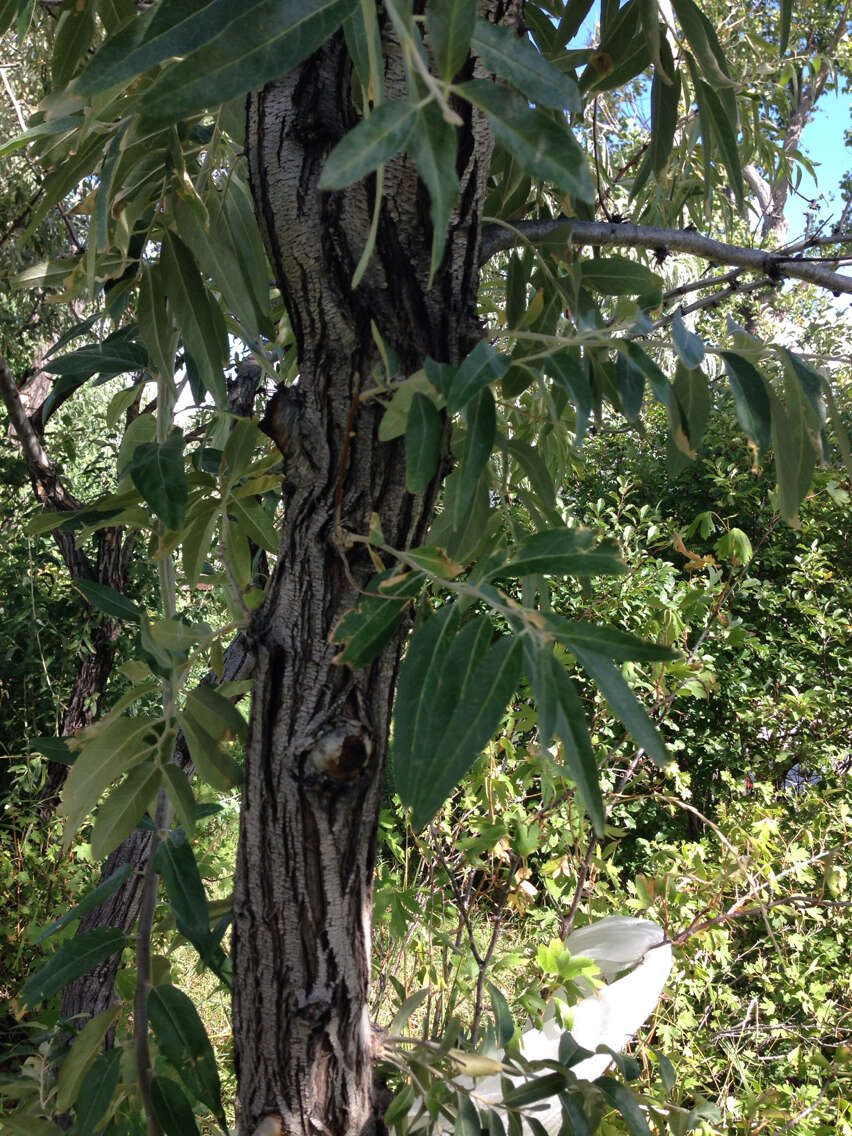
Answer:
[307, 721, 373, 782]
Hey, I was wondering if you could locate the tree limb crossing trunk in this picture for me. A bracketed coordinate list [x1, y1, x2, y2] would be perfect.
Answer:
[233, 7, 520, 1133]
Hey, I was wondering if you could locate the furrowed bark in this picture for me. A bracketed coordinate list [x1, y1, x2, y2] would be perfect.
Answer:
[233, 7, 520, 1132]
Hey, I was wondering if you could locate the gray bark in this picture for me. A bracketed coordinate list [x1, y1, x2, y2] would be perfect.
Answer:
[232, 7, 520, 1133]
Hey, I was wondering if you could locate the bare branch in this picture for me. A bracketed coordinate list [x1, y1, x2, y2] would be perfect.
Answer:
[479, 219, 852, 295]
[0, 355, 80, 511]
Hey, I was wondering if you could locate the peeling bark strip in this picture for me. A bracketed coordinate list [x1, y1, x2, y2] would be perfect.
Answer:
[234, 6, 520, 1134]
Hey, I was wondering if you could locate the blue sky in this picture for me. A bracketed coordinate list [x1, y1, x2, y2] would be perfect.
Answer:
[783, 88, 850, 240]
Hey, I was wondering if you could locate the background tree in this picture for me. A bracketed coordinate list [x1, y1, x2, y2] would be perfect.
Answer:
[0, 1, 850, 1135]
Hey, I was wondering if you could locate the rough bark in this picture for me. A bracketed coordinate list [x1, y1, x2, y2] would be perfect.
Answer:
[232, 7, 520, 1133]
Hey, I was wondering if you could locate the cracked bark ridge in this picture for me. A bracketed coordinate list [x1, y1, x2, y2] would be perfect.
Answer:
[234, 5, 521, 1134]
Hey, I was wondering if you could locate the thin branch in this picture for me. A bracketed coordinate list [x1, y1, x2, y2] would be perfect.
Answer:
[479, 219, 852, 295]
[0, 355, 80, 511]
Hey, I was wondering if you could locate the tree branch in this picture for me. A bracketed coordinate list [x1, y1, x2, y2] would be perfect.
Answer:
[479, 219, 852, 295]
[0, 355, 81, 511]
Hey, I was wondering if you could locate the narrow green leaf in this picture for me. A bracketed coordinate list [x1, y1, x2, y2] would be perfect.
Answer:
[426, 0, 476, 80]
[106, 383, 143, 429]
[91, 763, 161, 860]
[0, 0, 17, 35]
[460, 79, 595, 202]
[471, 19, 581, 111]
[394, 610, 495, 812]
[453, 388, 496, 526]
[331, 570, 425, 669]
[650, 36, 681, 174]
[60, 716, 160, 837]
[343, 0, 383, 94]
[154, 831, 212, 949]
[502, 1073, 569, 1109]
[229, 495, 279, 552]
[187, 686, 248, 743]
[140, 0, 358, 124]
[171, 194, 261, 339]
[393, 604, 462, 803]
[162, 764, 197, 835]
[51, 4, 96, 87]
[545, 350, 593, 421]
[43, 334, 148, 381]
[177, 708, 242, 791]
[408, 99, 460, 278]
[0, 115, 83, 160]
[671, 0, 737, 91]
[529, 647, 604, 834]
[780, 348, 827, 435]
[148, 984, 223, 1119]
[137, 263, 175, 380]
[671, 312, 705, 369]
[151, 1076, 201, 1136]
[547, 619, 677, 662]
[594, 1078, 652, 1136]
[21, 929, 126, 1008]
[220, 177, 274, 335]
[615, 353, 645, 420]
[57, 1006, 120, 1112]
[559, 1092, 593, 1136]
[699, 79, 743, 213]
[72, 579, 142, 623]
[319, 101, 417, 190]
[38, 864, 132, 943]
[71, 1048, 121, 1135]
[500, 529, 627, 579]
[424, 356, 456, 400]
[499, 434, 559, 514]
[555, 0, 595, 49]
[182, 505, 220, 588]
[30, 736, 75, 765]
[407, 635, 522, 829]
[447, 339, 510, 414]
[406, 392, 444, 493]
[581, 256, 663, 296]
[456, 1091, 482, 1136]
[769, 384, 816, 528]
[128, 429, 188, 531]
[389, 987, 430, 1034]
[160, 233, 227, 407]
[619, 341, 670, 406]
[720, 351, 771, 451]
[573, 647, 669, 767]
[489, 982, 515, 1047]
[671, 361, 710, 455]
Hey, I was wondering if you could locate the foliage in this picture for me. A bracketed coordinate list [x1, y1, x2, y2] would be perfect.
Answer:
[0, 0, 850, 1134]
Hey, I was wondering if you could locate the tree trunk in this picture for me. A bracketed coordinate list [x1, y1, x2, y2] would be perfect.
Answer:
[232, 7, 519, 1132]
